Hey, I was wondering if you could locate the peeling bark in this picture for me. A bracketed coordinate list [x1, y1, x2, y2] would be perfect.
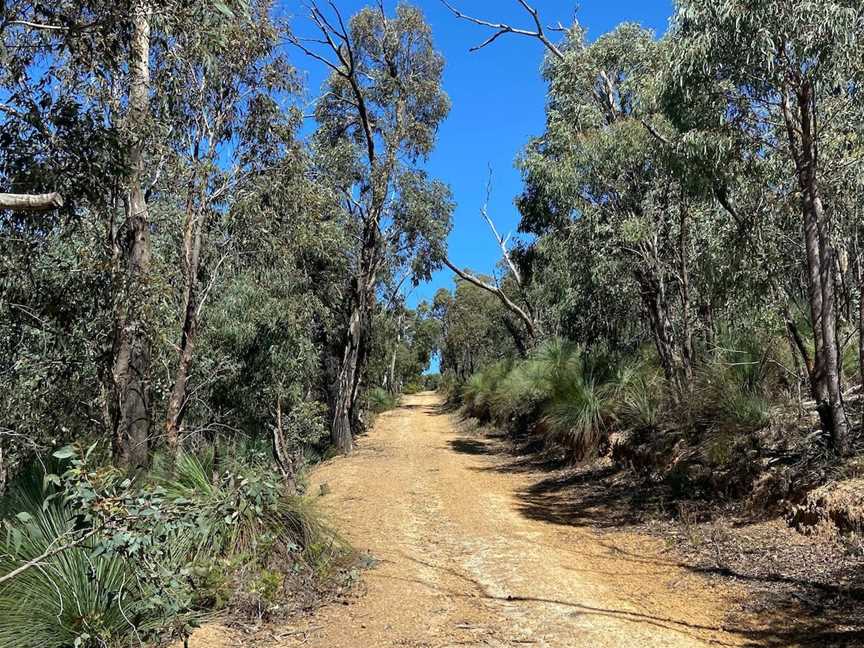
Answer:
[111, 0, 153, 469]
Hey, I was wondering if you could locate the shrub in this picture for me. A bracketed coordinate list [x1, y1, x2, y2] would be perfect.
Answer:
[367, 387, 398, 413]
[0, 443, 343, 647]
[537, 343, 618, 459]
[0, 472, 185, 648]
[462, 361, 511, 421]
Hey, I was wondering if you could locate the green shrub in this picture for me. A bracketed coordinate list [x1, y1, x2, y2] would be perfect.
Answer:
[0, 476, 183, 648]
[0, 445, 343, 647]
[537, 343, 618, 459]
[367, 387, 398, 413]
[461, 361, 511, 421]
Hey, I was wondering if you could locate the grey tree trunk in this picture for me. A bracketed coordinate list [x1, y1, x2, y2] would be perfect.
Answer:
[332, 281, 365, 454]
[0, 441, 6, 496]
[165, 177, 203, 455]
[111, 0, 153, 469]
[789, 83, 849, 452]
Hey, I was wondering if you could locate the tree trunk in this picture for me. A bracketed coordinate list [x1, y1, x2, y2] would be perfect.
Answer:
[387, 310, 404, 394]
[0, 440, 6, 496]
[165, 174, 203, 455]
[786, 83, 849, 452]
[637, 269, 684, 394]
[858, 251, 864, 391]
[111, 0, 153, 470]
[273, 396, 297, 494]
[332, 279, 365, 454]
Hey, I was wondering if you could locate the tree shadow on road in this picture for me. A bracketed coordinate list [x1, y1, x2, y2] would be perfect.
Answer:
[444, 420, 864, 648]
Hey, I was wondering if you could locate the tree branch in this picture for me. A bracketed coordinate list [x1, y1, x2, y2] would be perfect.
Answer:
[0, 528, 98, 586]
[441, 0, 565, 61]
[0, 192, 64, 211]
[444, 257, 538, 340]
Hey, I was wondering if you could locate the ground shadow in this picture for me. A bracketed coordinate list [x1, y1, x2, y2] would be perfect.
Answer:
[443, 418, 864, 648]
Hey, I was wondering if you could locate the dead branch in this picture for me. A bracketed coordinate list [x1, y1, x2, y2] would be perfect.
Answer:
[441, 0, 565, 61]
[0, 528, 98, 586]
[0, 192, 64, 211]
[444, 257, 539, 340]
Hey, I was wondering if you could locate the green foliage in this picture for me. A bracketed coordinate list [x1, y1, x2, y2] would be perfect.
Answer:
[0, 442, 342, 647]
[0, 471, 184, 648]
[366, 388, 398, 414]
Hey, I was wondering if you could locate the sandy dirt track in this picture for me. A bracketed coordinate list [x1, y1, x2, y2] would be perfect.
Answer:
[191, 392, 751, 647]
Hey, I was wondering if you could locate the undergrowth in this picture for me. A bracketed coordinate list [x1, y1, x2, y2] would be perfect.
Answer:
[452, 332, 799, 497]
[0, 442, 345, 648]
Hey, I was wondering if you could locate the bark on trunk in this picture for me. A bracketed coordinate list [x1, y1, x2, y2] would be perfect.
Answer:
[331, 279, 366, 454]
[273, 397, 298, 494]
[165, 173, 203, 455]
[111, 0, 153, 470]
[0, 441, 6, 496]
[783, 82, 849, 453]
[858, 252, 864, 391]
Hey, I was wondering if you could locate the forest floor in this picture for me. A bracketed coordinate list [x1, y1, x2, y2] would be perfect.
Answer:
[185, 392, 861, 647]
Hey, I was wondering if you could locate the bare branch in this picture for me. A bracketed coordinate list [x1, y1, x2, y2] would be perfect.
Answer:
[441, 0, 565, 61]
[479, 167, 522, 285]
[4, 20, 66, 31]
[640, 118, 671, 146]
[0, 192, 64, 211]
[0, 528, 98, 586]
[444, 257, 539, 340]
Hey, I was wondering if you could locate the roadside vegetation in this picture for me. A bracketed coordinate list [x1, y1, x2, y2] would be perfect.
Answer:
[437, 0, 864, 536]
[1, 0, 442, 645]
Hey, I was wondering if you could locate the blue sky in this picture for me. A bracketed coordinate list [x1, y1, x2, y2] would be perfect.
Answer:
[290, 1, 673, 370]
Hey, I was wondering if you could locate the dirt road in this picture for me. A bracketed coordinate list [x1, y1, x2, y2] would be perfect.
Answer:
[250, 392, 746, 648]
[189, 392, 750, 647]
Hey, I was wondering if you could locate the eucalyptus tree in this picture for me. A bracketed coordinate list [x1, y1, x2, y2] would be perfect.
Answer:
[446, 3, 707, 392]
[290, 2, 453, 453]
[153, 0, 295, 454]
[670, 0, 864, 453]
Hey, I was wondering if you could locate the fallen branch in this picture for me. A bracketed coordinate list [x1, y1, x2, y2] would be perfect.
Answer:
[0, 527, 97, 586]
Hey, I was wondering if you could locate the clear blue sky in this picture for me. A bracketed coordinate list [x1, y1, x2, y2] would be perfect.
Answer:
[289, 1, 673, 370]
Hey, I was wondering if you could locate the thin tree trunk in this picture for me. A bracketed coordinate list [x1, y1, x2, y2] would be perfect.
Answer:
[637, 267, 684, 394]
[332, 280, 365, 454]
[857, 249, 864, 391]
[165, 171, 203, 455]
[443, 258, 540, 342]
[111, 0, 153, 469]
[789, 83, 849, 452]
[0, 440, 6, 496]
[678, 205, 694, 382]
[387, 310, 404, 394]
[273, 396, 297, 494]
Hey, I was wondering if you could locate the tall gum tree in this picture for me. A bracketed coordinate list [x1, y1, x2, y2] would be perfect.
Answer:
[291, 2, 452, 453]
[670, 0, 864, 454]
[156, 0, 294, 455]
